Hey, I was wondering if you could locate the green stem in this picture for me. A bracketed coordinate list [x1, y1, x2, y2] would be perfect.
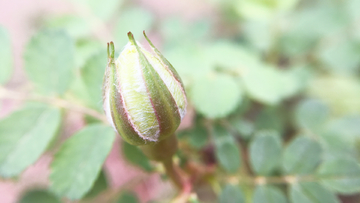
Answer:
[162, 157, 185, 189]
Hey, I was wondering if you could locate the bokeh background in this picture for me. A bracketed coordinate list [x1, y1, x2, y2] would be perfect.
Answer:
[1, 0, 360, 202]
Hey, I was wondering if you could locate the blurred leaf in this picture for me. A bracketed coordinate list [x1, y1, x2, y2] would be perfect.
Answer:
[70, 0, 122, 20]
[180, 123, 209, 149]
[115, 7, 154, 46]
[50, 124, 115, 199]
[308, 75, 360, 115]
[117, 192, 139, 203]
[317, 158, 360, 194]
[294, 99, 329, 133]
[122, 141, 152, 172]
[219, 184, 244, 203]
[253, 185, 287, 203]
[191, 74, 242, 118]
[250, 131, 282, 175]
[290, 182, 340, 203]
[282, 136, 322, 175]
[242, 21, 273, 51]
[229, 118, 254, 139]
[235, 0, 299, 21]
[24, 29, 75, 95]
[44, 15, 91, 39]
[0, 106, 61, 177]
[318, 39, 360, 74]
[80, 51, 107, 110]
[161, 18, 211, 47]
[0, 26, 13, 84]
[279, 3, 348, 57]
[75, 39, 103, 68]
[204, 41, 261, 71]
[164, 45, 213, 85]
[320, 115, 360, 159]
[242, 66, 297, 105]
[18, 189, 61, 203]
[213, 125, 241, 173]
[84, 170, 108, 199]
[255, 107, 284, 133]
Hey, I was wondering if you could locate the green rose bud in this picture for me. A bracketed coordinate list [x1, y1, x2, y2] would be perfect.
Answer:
[103, 32, 187, 146]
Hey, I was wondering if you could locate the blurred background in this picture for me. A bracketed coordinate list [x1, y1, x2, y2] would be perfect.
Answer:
[1, 0, 360, 202]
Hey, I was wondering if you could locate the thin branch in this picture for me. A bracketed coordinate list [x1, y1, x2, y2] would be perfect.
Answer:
[0, 86, 108, 123]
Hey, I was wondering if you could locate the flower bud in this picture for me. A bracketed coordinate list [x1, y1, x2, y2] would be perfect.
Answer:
[103, 32, 187, 146]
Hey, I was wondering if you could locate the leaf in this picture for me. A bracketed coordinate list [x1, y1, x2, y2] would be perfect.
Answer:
[219, 184, 244, 203]
[282, 136, 322, 175]
[308, 75, 360, 115]
[122, 141, 152, 172]
[44, 15, 91, 39]
[317, 158, 360, 194]
[84, 170, 108, 199]
[255, 107, 285, 133]
[242, 66, 297, 105]
[290, 182, 340, 203]
[191, 74, 242, 118]
[180, 122, 208, 149]
[115, 7, 154, 46]
[0, 105, 61, 177]
[0, 26, 13, 84]
[213, 126, 241, 173]
[70, 0, 123, 20]
[117, 191, 139, 203]
[18, 189, 61, 203]
[229, 118, 254, 139]
[50, 124, 115, 199]
[294, 99, 329, 133]
[24, 29, 75, 95]
[204, 41, 261, 71]
[253, 185, 287, 203]
[80, 51, 107, 110]
[318, 39, 360, 74]
[250, 131, 282, 175]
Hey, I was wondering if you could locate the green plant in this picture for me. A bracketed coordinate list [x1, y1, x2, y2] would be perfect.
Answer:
[1, 0, 360, 202]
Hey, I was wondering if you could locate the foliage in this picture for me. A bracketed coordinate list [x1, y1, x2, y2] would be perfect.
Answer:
[1, 0, 360, 202]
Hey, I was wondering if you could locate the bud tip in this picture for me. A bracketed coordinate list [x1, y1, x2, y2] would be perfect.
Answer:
[127, 32, 137, 45]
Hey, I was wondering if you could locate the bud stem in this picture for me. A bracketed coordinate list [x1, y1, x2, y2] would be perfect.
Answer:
[140, 135, 191, 191]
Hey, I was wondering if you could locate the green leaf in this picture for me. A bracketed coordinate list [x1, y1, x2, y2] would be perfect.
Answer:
[255, 107, 285, 133]
[84, 170, 108, 199]
[80, 51, 107, 109]
[44, 15, 91, 39]
[0, 26, 13, 84]
[282, 136, 322, 175]
[253, 185, 287, 203]
[117, 191, 139, 203]
[24, 29, 75, 95]
[290, 182, 340, 203]
[219, 184, 244, 203]
[318, 39, 360, 74]
[317, 158, 360, 194]
[242, 66, 297, 105]
[50, 124, 115, 199]
[122, 141, 152, 172]
[18, 189, 61, 203]
[204, 41, 261, 71]
[0, 106, 61, 177]
[294, 99, 329, 133]
[229, 118, 254, 140]
[191, 74, 242, 118]
[179, 122, 208, 149]
[250, 131, 282, 175]
[213, 126, 241, 173]
[115, 7, 154, 46]
[70, 0, 123, 20]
